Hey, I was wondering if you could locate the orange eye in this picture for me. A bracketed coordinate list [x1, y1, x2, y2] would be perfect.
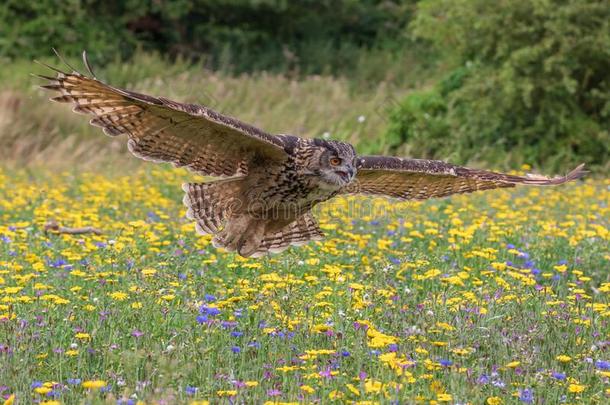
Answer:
[330, 157, 342, 166]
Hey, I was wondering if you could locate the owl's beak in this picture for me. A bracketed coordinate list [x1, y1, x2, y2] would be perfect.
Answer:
[335, 170, 351, 182]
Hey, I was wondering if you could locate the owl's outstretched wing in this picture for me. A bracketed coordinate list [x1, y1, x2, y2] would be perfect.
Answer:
[343, 156, 586, 200]
[36, 51, 289, 177]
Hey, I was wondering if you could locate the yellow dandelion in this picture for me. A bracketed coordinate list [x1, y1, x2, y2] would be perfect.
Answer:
[567, 384, 586, 393]
[82, 380, 106, 389]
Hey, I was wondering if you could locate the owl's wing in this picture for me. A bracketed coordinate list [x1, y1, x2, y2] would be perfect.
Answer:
[36, 51, 289, 177]
[343, 156, 586, 200]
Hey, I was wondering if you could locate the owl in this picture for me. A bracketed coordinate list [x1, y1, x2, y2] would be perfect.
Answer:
[37, 52, 586, 257]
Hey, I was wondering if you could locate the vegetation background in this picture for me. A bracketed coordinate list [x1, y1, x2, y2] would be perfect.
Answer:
[0, 0, 608, 172]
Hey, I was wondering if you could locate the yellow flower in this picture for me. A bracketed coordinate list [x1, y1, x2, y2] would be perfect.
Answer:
[364, 379, 383, 393]
[216, 390, 237, 397]
[3, 395, 15, 405]
[189, 401, 210, 405]
[329, 390, 344, 399]
[108, 291, 128, 301]
[34, 387, 51, 395]
[556, 355, 571, 362]
[505, 361, 521, 368]
[75, 332, 91, 340]
[567, 384, 586, 393]
[300, 385, 315, 394]
[82, 380, 106, 389]
[437, 393, 453, 402]
[40, 401, 61, 405]
[245, 381, 258, 387]
[487, 397, 502, 405]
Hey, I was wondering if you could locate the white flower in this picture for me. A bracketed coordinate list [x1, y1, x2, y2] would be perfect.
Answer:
[322, 131, 331, 139]
[357, 115, 366, 123]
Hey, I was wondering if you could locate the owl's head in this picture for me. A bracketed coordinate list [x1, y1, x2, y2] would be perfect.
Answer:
[311, 139, 357, 188]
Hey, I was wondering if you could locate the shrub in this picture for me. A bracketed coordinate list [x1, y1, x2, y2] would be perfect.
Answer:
[387, 0, 609, 170]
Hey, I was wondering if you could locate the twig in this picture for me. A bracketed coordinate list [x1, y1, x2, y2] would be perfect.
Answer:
[44, 220, 104, 236]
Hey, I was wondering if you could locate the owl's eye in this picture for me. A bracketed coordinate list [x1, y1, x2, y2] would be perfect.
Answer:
[329, 157, 342, 166]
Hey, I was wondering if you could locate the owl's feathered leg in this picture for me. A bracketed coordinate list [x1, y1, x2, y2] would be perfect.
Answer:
[249, 213, 325, 257]
[212, 218, 266, 257]
[182, 178, 244, 235]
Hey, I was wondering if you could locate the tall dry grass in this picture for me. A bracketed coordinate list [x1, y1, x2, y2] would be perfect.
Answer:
[0, 54, 421, 172]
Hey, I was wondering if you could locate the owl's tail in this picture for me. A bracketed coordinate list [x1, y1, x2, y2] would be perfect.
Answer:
[182, 178, 243, 235]
[183, 180, 325, 257]
[209, 213, 325, 257]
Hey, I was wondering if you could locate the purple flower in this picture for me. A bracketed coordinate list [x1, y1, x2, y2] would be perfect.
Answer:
[231, 346, 241, 354]
[552, 372, 566, 380]
[31, 381, 43, 388]
[66, 378, 81, 385]
[185, 386, 197, 395]
[204, 294, 216, 302]
[196, 315, 208, 324]
[131, 329, 144, 338]
[506, 243, 516, 249]
[319, 367, 334, 379]
[519, 388, 534, 403]
[230, 331, 243, 338]
[341, 350, 350, 357]
[267, 389, 282, 397]
[439, 359, 453, 367]
[388, 344, 398, 352]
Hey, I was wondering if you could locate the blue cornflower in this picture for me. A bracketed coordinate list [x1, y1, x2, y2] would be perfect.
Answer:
[199, 305, 220, 316]
[204, 294, 216, 302]
[231, 346, 241, 354]
[185, 386, 198, 395]
[31, 381, 43, 388]
[341, 350, 350, 357]
[552, 372, 566, 380]
[439, 359, 453, 367]
[506, 243, 516, 249]
[196, 315, 208, 324]
[519, 388, 534, 403]
[231, 331, 243, 338]
[477, 374, 489, 384]
[66, 378, 81, 385]
[595, 360, 610, 370]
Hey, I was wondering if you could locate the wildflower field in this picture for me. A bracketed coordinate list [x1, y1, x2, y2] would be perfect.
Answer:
[0, 167, 608, 404]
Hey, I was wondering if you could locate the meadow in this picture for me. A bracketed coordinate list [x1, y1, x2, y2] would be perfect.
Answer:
[0, 166, 608, 404]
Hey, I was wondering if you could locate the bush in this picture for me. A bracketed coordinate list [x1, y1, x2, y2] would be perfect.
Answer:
[387, 0, 609, 171]
[0, 0, 416, 77]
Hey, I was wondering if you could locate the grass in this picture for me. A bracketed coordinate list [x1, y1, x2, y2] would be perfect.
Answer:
[0, 166, 608, 404]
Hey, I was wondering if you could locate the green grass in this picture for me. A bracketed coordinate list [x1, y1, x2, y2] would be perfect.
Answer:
[0, 166, 608, 404]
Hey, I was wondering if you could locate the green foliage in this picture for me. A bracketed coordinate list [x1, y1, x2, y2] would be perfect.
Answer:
[388, 0, 610, 170]
[0, 0, 416, 77]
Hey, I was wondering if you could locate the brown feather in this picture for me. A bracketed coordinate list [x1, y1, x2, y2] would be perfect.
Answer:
[36, 52, 289, 177]
[345, 157, 586, 200]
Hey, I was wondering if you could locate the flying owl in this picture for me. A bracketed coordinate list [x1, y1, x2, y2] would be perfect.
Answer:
[37, 52, 586, 257]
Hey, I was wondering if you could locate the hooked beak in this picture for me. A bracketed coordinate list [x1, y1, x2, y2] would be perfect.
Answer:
[335, 168, 354, 182]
